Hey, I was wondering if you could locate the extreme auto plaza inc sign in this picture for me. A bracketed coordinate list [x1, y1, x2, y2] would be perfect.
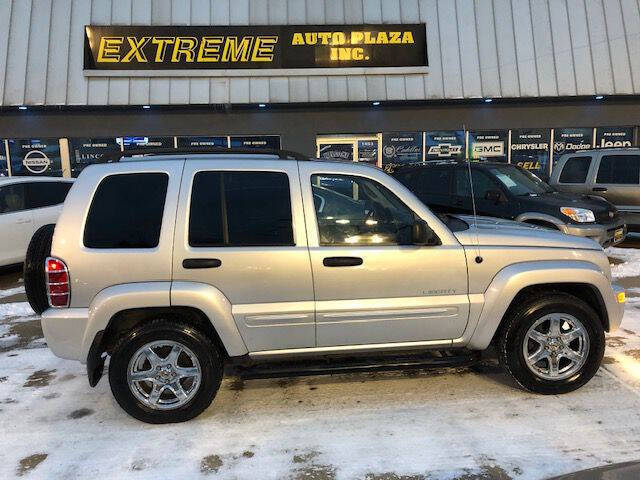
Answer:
[84, 24, 427, 72]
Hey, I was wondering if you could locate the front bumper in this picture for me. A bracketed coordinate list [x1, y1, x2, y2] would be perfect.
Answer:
[608, 284, 625, 332]
[560, 220, 627, 247]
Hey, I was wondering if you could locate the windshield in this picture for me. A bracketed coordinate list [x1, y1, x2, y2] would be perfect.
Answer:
[487, 165, 554, 195]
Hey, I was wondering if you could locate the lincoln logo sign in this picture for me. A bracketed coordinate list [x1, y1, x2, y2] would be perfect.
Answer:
[84, 24, 427, 70]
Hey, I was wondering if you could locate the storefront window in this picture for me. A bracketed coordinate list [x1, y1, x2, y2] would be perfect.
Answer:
[176, 136, 228, 148]
[467, 130, 508, 163]
[382, 132, 423, 168]
[0, 142, 8, 176]
[70, 137, 122, 177]
[425, 131, 465, 160]
[510, 129, 551, 180]
[229, 135, 281, 149]
[8, 139, 63, 177]
[594, 127, 635, 149]
[552, 128, 593, 166]
[117, 136, 175, 150]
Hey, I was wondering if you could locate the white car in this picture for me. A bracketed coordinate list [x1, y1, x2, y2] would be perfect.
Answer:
[0, 177, 74, 267]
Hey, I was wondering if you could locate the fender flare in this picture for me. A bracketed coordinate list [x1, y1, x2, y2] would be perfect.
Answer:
[170, 281, 248, 357]
[466, 260, 614, 350]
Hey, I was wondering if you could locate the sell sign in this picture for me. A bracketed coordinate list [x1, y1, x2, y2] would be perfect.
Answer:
[8, 139, 63, 177]
[510, 129, 551, 178]
[84, 24, 427, 70]
[594, 126, 635, 149]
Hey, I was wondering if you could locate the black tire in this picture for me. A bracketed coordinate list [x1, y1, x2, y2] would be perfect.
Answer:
[24, 224, 55, 315]
[108, 319, 223, 424]
[498, 292, 605, 394]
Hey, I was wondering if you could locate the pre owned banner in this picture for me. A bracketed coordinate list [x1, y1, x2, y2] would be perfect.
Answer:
[594, 126, 635, 149]
[70, 137, 121, 177]
[0, 142, 7, 176]
[553, 128, 593, 161]
[176, 136, 228, 148]
[84, 24, 427, 70]
[382, 132, 423, 166]
[468, 130, 508, 162]
[318, 143, 354, 161]
[425, 131, 465, 160]
[230, 135, 281, 149]
[510, 129, 551, 178]
[8, 139, 63, 177]
[118, 136, 174, 150]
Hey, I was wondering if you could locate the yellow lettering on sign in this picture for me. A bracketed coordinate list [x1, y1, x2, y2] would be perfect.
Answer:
[318, 32, 332, 45]
[376, 32, 389, 44]
[389, 32, 401, 43]
[332, 32, 346, 45]
[197, 36, 224, 62]
[330, 47, 365, 61]
[292, 32, 305, 45]
[171, 37, 198, 62]
[221, 37, 254, 62]
[122, 36, 151, 63]
[401, 31, 414, 43]
[351, 32, 364, 44]
[251, 36, 278, 62]
[305, 33, 318, 45]
[151, 37, 175, 62]
[97, 37, 123, 62]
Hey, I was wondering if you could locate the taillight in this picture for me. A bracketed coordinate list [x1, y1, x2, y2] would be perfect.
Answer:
[45, 257, 70, 308]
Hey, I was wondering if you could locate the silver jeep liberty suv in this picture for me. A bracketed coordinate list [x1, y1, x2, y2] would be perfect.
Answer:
[31, 148, 624, 423]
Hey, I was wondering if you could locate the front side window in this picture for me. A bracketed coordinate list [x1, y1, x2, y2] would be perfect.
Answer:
[596, 155, 640, 185]
[454, 169, 501, 198]
[0, 184, 25, 214]
[189, 171, 293, 247]
[25, 182, 72, 209]
[312, 174, 415, 246]
[84, 173, 168, 248]
[559, 156, 591, 184]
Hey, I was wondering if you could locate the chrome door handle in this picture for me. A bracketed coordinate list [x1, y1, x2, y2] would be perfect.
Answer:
[16, 218, 32, 224]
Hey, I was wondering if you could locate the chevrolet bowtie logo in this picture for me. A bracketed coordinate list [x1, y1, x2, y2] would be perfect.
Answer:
[427, 144, 462, 157]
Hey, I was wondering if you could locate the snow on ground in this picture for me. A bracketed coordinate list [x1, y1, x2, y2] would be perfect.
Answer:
[0, 249, 640, 479]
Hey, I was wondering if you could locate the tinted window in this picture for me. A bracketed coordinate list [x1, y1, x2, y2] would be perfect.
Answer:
[417, 168, 451, 196]
[559, 156, 591, 184]
[25, 182, 72, 209]
[189, 171, 293, 247]
[84, 173, 168, 248]
[0, 184, 25, 214]
[312, 174, 416, 246]
[596, 155, 640, 184]
[455, 169, 500, 198]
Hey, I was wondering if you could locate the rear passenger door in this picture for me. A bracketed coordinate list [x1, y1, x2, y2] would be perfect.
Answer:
[592, 154, 640, 209]
[172, 160, 315, 352]
[0, 183, 33, 265]
[25, 181, 73, 230]
[399, 167, 453, 213]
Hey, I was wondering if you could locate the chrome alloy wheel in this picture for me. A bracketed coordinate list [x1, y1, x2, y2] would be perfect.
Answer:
[522, 313, 590, 381]
[127, 340, 202, 410]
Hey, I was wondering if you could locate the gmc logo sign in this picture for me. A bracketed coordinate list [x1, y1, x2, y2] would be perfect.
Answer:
[472, 141, 504, 157]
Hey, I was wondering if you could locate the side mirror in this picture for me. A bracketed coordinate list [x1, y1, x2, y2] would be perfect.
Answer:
[412, 219, 440, 246]
[485, 190, 503, 203]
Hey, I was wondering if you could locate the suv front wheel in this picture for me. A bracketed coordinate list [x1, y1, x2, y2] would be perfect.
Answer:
[109, 320, 223, 423]
[498, 292, 605, 394]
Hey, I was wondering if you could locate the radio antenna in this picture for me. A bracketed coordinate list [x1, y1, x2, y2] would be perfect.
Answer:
[464, 124, 483, 264]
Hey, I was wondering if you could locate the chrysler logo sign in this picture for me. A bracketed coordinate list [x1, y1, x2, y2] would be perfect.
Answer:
[23, 150, 51, 174]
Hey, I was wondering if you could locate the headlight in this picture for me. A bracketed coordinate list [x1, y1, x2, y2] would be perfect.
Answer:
[560, 207, 595, 223]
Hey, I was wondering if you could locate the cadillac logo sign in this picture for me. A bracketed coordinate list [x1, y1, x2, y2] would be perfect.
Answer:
[23, 150, 51, 174]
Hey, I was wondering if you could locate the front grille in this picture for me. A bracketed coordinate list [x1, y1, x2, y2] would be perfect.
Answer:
[595, 209, 619, 224]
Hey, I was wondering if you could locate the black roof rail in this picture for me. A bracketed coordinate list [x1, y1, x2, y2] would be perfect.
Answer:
[97, 146, 309, 164]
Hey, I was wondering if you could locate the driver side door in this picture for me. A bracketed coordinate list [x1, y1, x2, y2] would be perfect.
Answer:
[453, 168, 512, 219]
[300, 165, 470, 348]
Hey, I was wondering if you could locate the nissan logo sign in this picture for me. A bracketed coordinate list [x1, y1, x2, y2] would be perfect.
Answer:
[22, 150, 51, 174]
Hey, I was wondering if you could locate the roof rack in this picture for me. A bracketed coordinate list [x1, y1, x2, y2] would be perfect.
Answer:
[98, 146, 309, 164]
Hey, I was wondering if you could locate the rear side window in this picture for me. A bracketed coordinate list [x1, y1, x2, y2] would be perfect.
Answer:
[596, 155, 640, 184]
[0, 184, 25, 213]
[84, 173, 168, 248]
[189, 171, 293, 247]
[559, 156, 592, 184]
[417, 168, 451, 196]
[25, 182, 72, 209]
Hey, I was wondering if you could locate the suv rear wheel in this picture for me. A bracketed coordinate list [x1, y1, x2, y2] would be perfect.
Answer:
[108, 319, 223, 423]
[498, 292, 605, 394]
[24, 224, 55, 315]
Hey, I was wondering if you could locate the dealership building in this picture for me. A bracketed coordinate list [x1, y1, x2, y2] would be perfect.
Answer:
[0, 0, 639, 178]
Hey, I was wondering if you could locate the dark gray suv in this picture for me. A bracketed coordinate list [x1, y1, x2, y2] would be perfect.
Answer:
[550, 148, 640, 232]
